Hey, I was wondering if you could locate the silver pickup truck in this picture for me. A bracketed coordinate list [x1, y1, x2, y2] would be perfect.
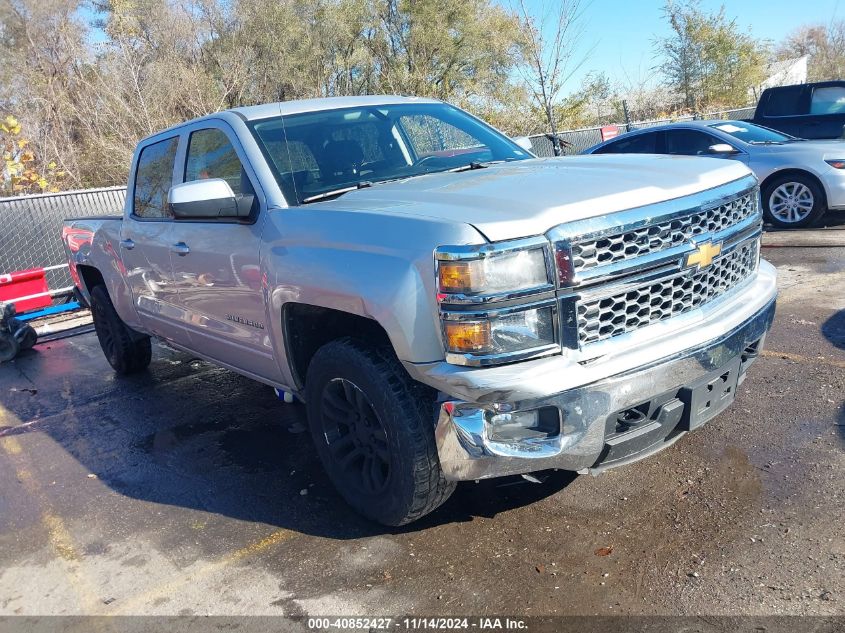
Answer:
[63, 96, 777, 525]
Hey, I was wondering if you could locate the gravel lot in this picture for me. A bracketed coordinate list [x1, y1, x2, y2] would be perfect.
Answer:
[0, 232, 843, 620]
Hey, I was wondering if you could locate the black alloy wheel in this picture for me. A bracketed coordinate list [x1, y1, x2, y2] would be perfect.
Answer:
[319, 378, 391, 496]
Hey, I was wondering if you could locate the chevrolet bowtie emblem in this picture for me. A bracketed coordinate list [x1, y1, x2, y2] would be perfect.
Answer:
[685, 241, 722, 269]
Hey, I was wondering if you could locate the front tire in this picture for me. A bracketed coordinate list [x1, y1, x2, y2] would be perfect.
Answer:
[762, 174, 826, 228]
[305, 338, 455, 526]
[90, 285, 151, 374]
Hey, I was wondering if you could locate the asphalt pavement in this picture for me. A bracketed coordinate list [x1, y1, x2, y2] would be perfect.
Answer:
[0, 234, 843, 619]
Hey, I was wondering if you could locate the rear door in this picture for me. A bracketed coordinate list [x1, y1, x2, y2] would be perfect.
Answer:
[120, 135, 187, 341]
[167, 121, 280, 381]
[803, 84, 845, 139]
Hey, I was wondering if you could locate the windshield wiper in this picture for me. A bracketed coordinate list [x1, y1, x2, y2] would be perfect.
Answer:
[748, 141, 785, 145]
[450, 159, 514, 173]
[301, 181, 372, 204]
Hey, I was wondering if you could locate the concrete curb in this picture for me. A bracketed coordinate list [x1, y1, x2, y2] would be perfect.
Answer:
[762, 228, 845, 248]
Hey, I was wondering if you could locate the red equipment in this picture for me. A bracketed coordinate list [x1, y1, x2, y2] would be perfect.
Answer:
[0, 267, 51, 312]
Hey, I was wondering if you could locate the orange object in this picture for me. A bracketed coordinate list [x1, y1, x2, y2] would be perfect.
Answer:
[444, 320, 491, 353]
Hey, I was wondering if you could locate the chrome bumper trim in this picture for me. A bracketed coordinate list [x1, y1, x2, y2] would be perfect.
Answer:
[434, 296, 776, 481]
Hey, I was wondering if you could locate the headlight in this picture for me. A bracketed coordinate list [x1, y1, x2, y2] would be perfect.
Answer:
[436, 237, 559, 366]
[443, 304, 557, 363]
[436, 243, 551, 299]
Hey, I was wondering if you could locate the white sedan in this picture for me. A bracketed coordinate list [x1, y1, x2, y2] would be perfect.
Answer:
[584, 120, 845, 228]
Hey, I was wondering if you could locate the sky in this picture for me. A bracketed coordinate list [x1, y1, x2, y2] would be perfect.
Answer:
[505, 0, 845, 91]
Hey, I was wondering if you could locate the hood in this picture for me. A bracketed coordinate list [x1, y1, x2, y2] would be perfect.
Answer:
[316, 155, 752, 242]
[761, 139, 845, 154]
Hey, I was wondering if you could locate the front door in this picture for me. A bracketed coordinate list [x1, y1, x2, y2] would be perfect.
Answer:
[167, 123, 280, 381]
[120, 135, 187, 342]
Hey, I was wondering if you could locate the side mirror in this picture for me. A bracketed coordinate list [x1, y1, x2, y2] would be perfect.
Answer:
[512, 136, 535, 153]
[168, 179, 252, 219]
[707, 143, 739, 155]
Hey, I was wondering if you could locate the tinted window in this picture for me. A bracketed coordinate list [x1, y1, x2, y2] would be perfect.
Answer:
[594, 132, 658, 154]
[763, 86, 805, 117]
[664, 129, 722, 155]
[133, 137, 178, 219]
[185, 128, 248, 195]
[810, 86, 845, 114]
[248, 103, 528, 205]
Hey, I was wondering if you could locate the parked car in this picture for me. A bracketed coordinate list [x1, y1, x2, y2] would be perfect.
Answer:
[63, 96, 776, 525]
[751, 81, 845, 140]
[583, 120, 845, 228]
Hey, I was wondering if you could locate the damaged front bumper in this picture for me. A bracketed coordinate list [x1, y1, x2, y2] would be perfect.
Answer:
[420, 262, 777, 481]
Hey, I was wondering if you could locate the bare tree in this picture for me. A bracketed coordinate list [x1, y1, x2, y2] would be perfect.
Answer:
[513, 0, 589, 155]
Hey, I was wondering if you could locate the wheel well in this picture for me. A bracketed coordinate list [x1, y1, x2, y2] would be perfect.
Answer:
[760, 169, 828, 206]
[283, 303, 392, 389]
[76, 265, 105, 295]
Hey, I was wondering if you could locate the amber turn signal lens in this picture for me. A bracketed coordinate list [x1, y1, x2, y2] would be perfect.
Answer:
[444, 321, 491, 353]
[826, 160, 845, 169]
[438, 261, 482, 293]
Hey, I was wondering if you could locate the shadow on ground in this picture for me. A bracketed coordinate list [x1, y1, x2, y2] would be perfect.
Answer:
[1, 338, 577, 541]
[822, 308, 845, 445]
[821, 308, 845, 351]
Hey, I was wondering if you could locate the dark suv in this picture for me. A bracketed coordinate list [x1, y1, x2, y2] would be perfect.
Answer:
[752, 81, 845, 139]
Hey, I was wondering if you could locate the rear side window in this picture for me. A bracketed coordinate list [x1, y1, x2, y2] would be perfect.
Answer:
[594, 132, 658, 154]
[133, 137, 179, 219]
[810, 86, 845, 114]
[664, 129, 722, 155]
[763, 86, 805, 117]
[184, 128, 248, 195]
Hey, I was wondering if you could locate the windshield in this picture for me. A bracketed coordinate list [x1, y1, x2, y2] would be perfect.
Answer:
[708, 121, 797, 144]
[248, 103, 531, 205]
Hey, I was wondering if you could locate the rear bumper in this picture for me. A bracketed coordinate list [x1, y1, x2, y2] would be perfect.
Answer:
[433, 289, 776, 481]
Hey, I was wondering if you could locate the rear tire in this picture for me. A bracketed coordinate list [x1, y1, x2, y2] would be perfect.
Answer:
[305, 338, 455, 526]
[762, 174, 826, 228]
[90, 285, 151, 374]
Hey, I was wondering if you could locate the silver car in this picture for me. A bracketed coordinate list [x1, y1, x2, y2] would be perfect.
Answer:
[584, 120, 845, 228]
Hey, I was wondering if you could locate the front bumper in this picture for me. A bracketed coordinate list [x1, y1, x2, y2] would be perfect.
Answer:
[432, 271, 777, 481]
[823, 169, 845, 209]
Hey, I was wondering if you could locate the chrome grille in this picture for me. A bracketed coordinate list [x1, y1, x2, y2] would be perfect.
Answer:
[576, 238, 759, 345]
[570, 191, 758, 272]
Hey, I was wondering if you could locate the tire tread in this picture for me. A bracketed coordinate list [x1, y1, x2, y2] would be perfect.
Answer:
[306, 337, 455, 525]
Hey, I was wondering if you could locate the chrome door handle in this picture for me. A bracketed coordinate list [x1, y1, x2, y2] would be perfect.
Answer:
[120, 238, 135, 250]
[171, 242, 190, 256]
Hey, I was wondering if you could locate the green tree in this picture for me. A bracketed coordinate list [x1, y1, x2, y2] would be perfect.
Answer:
[656, 0, 766, 111]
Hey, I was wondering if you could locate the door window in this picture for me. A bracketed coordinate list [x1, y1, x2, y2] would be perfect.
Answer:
[763, 86, 805, 117]
[593, 132, 658, 154]
[663, 130, 723, 155]
[185, 128, 249, 195]
[133, 137, 179, 219]
[810, 86, 845, 114]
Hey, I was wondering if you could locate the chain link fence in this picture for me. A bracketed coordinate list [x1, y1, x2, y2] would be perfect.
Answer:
[0, 187, 127, 292]
[527, 106, 758, 157]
